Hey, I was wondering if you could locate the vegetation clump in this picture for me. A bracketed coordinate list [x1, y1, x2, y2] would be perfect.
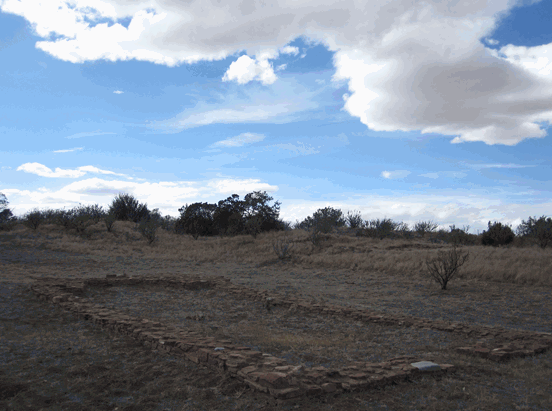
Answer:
[481, 221, 515, 247]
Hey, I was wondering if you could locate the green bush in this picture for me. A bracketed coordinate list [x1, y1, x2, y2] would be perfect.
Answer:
[516, 215, 552, 249]
[481, 221, 514, 247]
[108, 193, 149, 223]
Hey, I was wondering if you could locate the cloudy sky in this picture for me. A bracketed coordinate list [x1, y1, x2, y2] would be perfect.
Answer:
[1, 0, 551, 235]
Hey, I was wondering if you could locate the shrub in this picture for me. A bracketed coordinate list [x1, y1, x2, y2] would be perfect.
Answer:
[0, 193, 16, 231]
[104, 211, 117, 232]
[159, 215, 178, 232]
[78, 204, 105, 224]
[272, 233, 295, 260]
[424, 243, 470, 290]
[516, 215, 552, 250]
[363, 218, 399, 240]
[481, 221, 514, 247]
[447, 225, 473, 246]
[414, 220, 438, 237]
[108, 193, 149, 223]
[69, 206, 95, 234]
[23, 209, 45, 230]
[345, 210, 364, 229]
[245, 214, 264, 239]
[54, 209, 75, 229]
[176, 203, 217, 239]
[136, 216, 159, 245]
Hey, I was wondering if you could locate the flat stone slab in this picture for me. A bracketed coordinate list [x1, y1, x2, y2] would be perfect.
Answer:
[411, 361, 441, 371]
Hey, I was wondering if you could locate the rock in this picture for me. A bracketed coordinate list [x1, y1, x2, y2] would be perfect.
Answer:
[411, 361, 441, 371]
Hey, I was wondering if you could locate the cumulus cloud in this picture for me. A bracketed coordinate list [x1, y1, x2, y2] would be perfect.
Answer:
[2, 175, 279, 217]
[16, 163, 129, 178]
[222, 53, 277, 85]
[113, 90, 124, 94]
[2, 0, 552, 145]
[280, 45, 299, 56]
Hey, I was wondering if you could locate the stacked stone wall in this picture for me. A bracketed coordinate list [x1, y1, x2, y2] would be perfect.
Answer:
[29, 274, 552, 401]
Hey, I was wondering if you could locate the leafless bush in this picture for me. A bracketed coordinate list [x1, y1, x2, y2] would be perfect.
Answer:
[23, 209, 45, 230]
[424, 243, 470, 290]
[272, 234, 295, 260]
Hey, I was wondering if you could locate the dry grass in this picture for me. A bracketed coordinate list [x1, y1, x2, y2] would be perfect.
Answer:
[1, 220, 551, 410]
[5, 219, 552, 287]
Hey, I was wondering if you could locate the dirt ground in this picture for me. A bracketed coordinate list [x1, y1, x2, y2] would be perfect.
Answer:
[1, 236, 551, 410]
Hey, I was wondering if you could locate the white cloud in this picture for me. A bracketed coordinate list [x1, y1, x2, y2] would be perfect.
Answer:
[66, 130, 116, 139]
[280, 45, 299, 56]
[491, 43, 552, 76]
[380, 170, 411, 179]
[3, 0, 551, 145]
[461, 162, 539, 170]
[211, 132, 265, 148]
[275, 64, 287, 72]
[485, 38, 499, 46]
[16, 163, 129, 178]
[222, 53, 277, 85]
[146, 76, 323, 132]
[1, 175, 279, 217]
[53, 147, 84, 153]
[113, 90, 124, 94]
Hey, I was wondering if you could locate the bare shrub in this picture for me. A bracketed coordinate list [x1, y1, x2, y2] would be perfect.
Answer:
[104, 212, 117, 232]
[345, 210, 364, 229]
[245, 214, 264, 239]
[23, 209, 45, 230]
[414, 220, 438, 237]
[424, 244, 470, 290]
[272, 233, 295, 260]
[136, 217, 159, 245]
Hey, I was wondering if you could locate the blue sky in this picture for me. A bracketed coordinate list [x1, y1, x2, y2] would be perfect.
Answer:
[1, 0, 551, 235]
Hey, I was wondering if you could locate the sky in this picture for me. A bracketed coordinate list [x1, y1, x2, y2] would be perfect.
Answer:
[1, 0, 551, 236]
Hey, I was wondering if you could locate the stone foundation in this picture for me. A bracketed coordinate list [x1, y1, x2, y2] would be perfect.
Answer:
[28, 273, 552, 401]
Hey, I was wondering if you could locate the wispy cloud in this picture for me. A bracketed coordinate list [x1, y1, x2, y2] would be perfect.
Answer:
[210, 132, 265, 148]
[66, 130, 117, 139]
[146, 76, 325, 132]
[381, 170, 411, 180]
[113, 90, 124, 94]
[16, 163, 129, 178]
[461, 162, 540, 170]
[53, 147, 84, 153]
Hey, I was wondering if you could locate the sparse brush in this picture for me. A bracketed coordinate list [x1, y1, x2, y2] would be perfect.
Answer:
[136, 217, 159, 245]
[104, 212, 117, 232]
[424, 243, 470, 290]
[272, 235, 295, 260]
[23, 209, 45, 230]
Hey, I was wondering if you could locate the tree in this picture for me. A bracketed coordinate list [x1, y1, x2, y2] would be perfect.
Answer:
[108, 193, 150, 223]
[176, 202, 218, 239]
[0, 192, 15, 223]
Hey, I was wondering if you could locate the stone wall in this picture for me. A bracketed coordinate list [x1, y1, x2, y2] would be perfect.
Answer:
[29, 273, 552, 401]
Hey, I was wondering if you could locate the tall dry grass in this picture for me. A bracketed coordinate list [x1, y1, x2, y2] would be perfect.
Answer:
[2, 219, 551, 287]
